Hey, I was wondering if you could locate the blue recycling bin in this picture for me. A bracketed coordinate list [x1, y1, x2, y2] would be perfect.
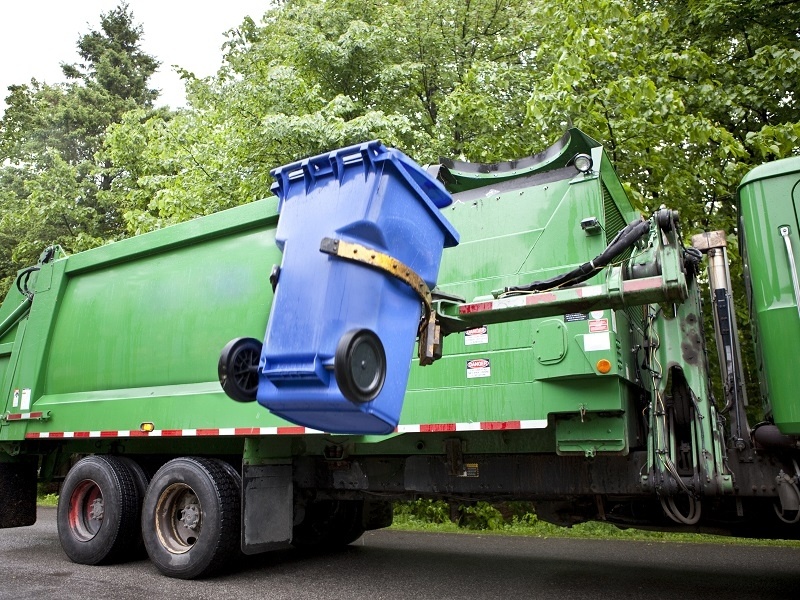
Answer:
[257, 141, 459, 434]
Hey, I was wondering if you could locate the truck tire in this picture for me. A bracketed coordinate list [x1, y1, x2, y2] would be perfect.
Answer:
[292, 500, 365, 549]
[115, 456, 151, 558]
[142, 457, 240, 579]
[57, 455, 142, 565]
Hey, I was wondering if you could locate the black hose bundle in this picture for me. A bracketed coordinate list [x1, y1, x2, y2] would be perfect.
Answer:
[505, 218, 652, 294]
[15, 266, 40, 301]
[14, 246, 59, 302]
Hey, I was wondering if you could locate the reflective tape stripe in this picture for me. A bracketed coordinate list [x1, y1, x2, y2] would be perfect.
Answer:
[4, 412, 44, 421]
[24, 420, 548, 440]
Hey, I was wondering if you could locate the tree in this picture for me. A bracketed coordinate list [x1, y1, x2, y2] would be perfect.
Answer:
[103, 0, 546, 230]
[0, 2, 160, 293]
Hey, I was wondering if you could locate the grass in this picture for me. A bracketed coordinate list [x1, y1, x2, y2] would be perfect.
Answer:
[390, 500, 800, 548]
[37, 493, 59, 507]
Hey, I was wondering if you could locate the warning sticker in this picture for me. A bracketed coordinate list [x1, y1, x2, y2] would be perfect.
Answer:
[12, 389, 19, 408]
[565, 313, 588, 322]
[458, 463, 480, 478]
[466, 358, 491, 379]
[20, 388, 31, 411]
[588, 319, 609, 333]
[465, 326, 488, 346]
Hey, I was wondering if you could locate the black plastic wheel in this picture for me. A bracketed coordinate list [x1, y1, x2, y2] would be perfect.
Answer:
[218, 337, 263, 402]
[334, 329, 386, 403]
[57, 455, 142, 565]
[142, 457, 241, 580]
[292, 500, 365, 550]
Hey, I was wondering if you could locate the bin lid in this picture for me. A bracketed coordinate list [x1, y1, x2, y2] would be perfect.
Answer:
[270, 141, 460, 248]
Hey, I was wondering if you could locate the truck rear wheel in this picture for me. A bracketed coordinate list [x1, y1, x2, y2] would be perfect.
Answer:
[57, 455, 142, 565]
[115, 456, 151, 558]
[142, 457, 240, 579]
[292, 500, 365, 549]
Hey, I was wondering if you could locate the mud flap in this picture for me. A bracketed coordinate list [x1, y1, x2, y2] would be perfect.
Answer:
[0, 457, 37, 528]
[363, 499, 393, 530]
[241, 462, 293, 554]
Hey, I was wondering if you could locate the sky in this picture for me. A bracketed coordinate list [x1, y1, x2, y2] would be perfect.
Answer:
[0, 0, 271, 111]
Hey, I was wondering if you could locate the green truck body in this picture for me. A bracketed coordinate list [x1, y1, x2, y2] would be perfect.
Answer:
[1, 130, 798, 579]
[1, 200, 280, 439]
[738, 157, 800, 434]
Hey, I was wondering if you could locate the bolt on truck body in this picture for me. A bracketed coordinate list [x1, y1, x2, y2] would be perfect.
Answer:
[1, 129, 799, 578]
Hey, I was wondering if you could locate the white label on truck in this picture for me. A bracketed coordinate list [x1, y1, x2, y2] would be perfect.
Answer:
[466, 358, 491, 379]
[582, 285, 603, 298]
[21, 388, 31, 411]
[465, 326, 488, 346]
[583, 332, 611, 352]
[12, 389, 19, 408]
[492, 296, 526, 310]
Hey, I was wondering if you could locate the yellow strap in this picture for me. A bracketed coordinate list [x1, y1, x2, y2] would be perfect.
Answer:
[319, 237, 440, 365]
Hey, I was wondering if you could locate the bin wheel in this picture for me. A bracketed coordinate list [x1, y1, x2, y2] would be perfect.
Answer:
[57, 455, 142, 565]
[218, 337, 262, 402]
[142, 457, 240, 579]
[334, 329, 386, 403]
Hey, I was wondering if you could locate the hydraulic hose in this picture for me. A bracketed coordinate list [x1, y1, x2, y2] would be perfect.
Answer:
[15, 266, 40, 301]
[505, 218, 652, 294]
[13, 246, 58, 302]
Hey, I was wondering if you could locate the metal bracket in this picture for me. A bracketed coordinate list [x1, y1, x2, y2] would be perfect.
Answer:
[779, 226, 800, 322]
[320, 237, 442, 365]
[1, 411, 51, 423]
[444, 438, 465, 476]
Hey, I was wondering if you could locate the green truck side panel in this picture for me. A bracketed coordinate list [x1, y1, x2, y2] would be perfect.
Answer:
[45, 228, 273, 394]
[402, 138, 640, 453]
[1, 199, 283, 439]
[0, 131, 643, 455]
[738, 156, 800, 434]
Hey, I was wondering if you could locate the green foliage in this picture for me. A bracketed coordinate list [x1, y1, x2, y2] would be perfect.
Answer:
[37, 493, 59, 507]
[394, 500, 529, 532]
[102, 0, 544, 231]
[393, 498, 452, 525]
[458, 502, 505, 531]
[0, 2, 160, 295]
[62, 2, 159, 108]
[391, 501, 800, 546]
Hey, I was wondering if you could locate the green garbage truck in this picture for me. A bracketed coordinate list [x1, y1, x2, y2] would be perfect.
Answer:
[1, 129, 798, 579]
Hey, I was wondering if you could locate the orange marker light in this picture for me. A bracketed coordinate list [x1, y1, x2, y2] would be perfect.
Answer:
[140, 422, 155, 433]
[596, 359, 612, 374]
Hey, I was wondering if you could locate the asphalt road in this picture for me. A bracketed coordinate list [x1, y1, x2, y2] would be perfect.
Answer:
[0, 507, 797, 600]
